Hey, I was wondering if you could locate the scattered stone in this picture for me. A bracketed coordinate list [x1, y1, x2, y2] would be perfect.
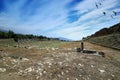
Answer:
[25, 67, 34, 72]
[78, 63, 84, 67]
[0, 68, 6, 72]
[67, 78, 69, 80]
[39, 72, 42, 76]
[77, 48, 105, 57]
[98, 52, 105, 57]
[0, 45, 119, 80]
[59, 62, 62, 66]
[75, 78, 78, 80]
[77, 48, 81, 52]
[67, 48, 72, 50]
[65, 70, 69, 73]
[98, 69, 105, 73]
[61, 71, 64, 75]
[91, 65, 94, 68]
[79, 75, 82, 77]
[22, 58, 29, 61]
[57, 74, 61, 78]
[36, 76, 39, 79]
[111, 74, 115, 77]
[51, 48, 55, 50]
[9, 73, 12, 76]
[43, 70, 47, 74]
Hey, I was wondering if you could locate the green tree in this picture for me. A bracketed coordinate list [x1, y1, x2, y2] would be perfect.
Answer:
[8, 30, 14, 38]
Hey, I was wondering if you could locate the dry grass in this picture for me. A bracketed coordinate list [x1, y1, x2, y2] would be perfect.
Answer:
[0, 39, 120, 80]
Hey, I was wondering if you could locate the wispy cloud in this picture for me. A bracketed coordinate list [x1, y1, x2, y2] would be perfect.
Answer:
[0, 0, 120, 40]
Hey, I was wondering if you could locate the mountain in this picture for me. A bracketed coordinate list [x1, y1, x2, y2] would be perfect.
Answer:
[85, 22, 120, 50]
[58, 37, 72, 41]
[0, 29, 8, 33]
[90, 22, 120, 37]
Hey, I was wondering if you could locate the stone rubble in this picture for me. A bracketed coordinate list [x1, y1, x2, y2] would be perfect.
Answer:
[0, 68, 6, 72]
[0, 50, 120, 80]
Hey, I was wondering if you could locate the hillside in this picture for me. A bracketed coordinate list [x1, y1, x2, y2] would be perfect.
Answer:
[90, 22, 120, 37]
[0, 30, 60, 41]
[86, 23, 120, 50]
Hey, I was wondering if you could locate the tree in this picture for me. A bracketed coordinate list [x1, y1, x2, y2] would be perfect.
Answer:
[8, 30, 14, 38]
[0, 31, 8, 39]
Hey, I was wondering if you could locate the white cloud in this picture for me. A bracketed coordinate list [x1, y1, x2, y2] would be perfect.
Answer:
[0, 0, 70, 33]
[0, 0, 120, 40]
[50, 0, 120, 40]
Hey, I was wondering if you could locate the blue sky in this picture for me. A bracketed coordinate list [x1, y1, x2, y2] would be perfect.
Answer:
[0, 0, 120, 40]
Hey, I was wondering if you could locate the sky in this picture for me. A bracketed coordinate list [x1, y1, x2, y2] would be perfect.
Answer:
[0, 0, 120, 40]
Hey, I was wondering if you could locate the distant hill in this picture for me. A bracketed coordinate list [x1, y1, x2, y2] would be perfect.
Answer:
[86, 22, 120, 50]
[90, 22, 120, 37]
[58, 37, 72, 41]
[0, 29, 54, 41]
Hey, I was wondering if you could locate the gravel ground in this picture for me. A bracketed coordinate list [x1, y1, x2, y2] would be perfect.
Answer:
[0, 48, 120, 80]
[0, 41, 120, 80]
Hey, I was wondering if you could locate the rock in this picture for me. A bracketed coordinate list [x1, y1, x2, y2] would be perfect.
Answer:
[9, 73, 12, 76]
[0, 49, 4, 51]
[22, 58, 29, 61]
[77, 48, 82, 52]
[75, 78, 78, 80]
[91, 65, 94, 68]
[65, 70, 69, 73]
[59, 62, 62, 66]
[111, 74, 115, 77]
[78, 63, 84, 67]
[67, 78, 69, 80]
[83, 50, 96, 54]
[18, 70, 23, 76]
[57, 74, 61, 78]
[98, 52, 105, 57]
[52, 78, 57, 80]
[98, 69, 105, 73]
[61, 71, 64, 75]
[0, 68, 6, 72]
[51, 48, 55, 50]
[25, 67, 34, 72]
[79, 75, 82, 77]
[36, 76, 39, 79]
[39, 72, 42, 76]
[13, 45, 18, 47]
[43, 70, 47, 74]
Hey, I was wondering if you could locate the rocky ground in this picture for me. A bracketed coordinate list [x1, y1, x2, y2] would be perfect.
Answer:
[0, 41, 120, 80]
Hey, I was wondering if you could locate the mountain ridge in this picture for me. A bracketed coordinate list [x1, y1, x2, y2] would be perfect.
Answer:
[85, 22, 120, 50]
[89, 22, 120, 38]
